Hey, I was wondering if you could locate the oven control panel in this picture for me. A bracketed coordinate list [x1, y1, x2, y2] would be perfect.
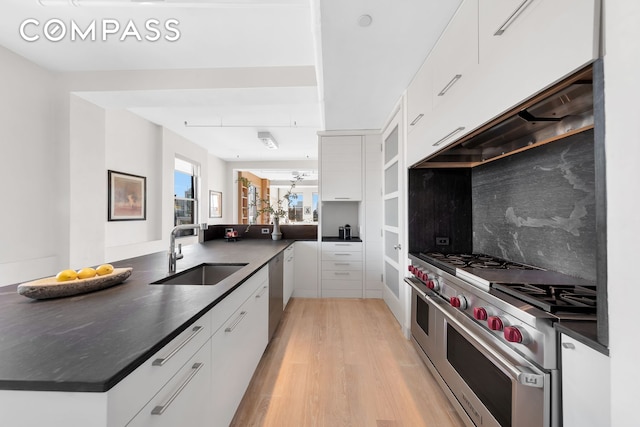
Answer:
[408, 255, 556, 369]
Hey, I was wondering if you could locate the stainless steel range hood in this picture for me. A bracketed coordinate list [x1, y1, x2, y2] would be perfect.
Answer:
[414, 66, 594, 168]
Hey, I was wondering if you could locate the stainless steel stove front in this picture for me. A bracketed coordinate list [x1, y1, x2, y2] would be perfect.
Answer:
[407, 254, 560, 427]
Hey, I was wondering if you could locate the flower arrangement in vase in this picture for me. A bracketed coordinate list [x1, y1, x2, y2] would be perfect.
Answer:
[253, 175, 302, 240]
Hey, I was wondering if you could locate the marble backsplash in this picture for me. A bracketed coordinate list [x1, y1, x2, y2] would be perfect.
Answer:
[472, 129, 596, 280]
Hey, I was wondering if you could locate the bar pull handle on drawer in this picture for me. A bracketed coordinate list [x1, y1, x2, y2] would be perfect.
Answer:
[410, 113, 424, 126]
[152, 326, 203, 366]
[433, 126, 466, 146]
[334, 253, 352, 256]
[151, 362, 204, 415]
[255, 285, 268, 299]
[437, 74, 462, 96]
[494, 0, 535, 36]
[225, 311, 248, 333]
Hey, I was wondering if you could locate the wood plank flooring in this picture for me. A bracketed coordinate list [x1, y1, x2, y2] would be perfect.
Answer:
[230, 298, 465, 427]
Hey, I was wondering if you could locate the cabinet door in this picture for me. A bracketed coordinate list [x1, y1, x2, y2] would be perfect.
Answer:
[478, 0, 600, 122]
[421, 0, 481, 157]
[127, 340, 212, 427]
[283, 246, 295, 308]
[212, 281, 269, 427]
[320, 136, 363, 201]
[430, 0, 478, 109]
[561, 334, 610, 427]
[293, 241, 318, 297]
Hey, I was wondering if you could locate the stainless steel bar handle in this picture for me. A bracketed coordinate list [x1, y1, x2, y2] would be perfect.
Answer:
[255, 285, 268, 299]
[334, 197, 351, 200]
[334, 262, 351, 266]
[152, 326, 203, 366]
[151, 362, 204, 415]
[334, 253, 352, 256]
[410, 113, 425, 126]
[433, 126, 465, 146]
[225, 311, 248, 333]
[405, 278, 428, 300]
[334, 272, 351, 276]
[435, 298, 544, 388]
[334, 243, 352, 246]
[494, 0, 535, 36]
[437, 74, 462, 96]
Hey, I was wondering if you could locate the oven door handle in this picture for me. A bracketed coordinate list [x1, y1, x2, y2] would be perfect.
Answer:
[405, 277, 428, 299]
[433, 296, 546, 388]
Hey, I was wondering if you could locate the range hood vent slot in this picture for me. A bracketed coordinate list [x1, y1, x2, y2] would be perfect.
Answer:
[415, 66, 594, 168]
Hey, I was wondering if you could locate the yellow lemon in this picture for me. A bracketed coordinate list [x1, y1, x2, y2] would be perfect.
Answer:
[77, 267, 97, 280]
[56, 269, 78, 282]
[96, 264, 114, 276]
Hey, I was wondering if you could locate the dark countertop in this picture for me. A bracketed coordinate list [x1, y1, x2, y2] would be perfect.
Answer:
[0, 239, 293, 393]
[555, 320, 609, 356]
[321, 236, 363, 242]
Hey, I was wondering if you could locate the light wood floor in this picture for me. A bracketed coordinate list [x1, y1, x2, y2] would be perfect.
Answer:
[230, 298, 465, 427]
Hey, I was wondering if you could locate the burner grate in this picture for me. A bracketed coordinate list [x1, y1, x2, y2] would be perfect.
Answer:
[493, 283, 597, 313]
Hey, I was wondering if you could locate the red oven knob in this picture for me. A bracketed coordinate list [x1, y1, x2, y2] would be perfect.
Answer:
[450, 295, 467, 310]
[426, 278, 440, 291]
[408, 265, 415, 273]
[487, 316, 504, 331]
[473, 307, 488, 321]
[504, 326, 529, 344]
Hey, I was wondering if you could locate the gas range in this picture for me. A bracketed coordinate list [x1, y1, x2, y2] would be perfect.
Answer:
[408, 252, 596, 370]
[415, 252, 597, 316]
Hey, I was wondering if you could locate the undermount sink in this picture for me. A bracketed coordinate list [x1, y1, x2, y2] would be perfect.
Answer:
[152, 263, 248, 286]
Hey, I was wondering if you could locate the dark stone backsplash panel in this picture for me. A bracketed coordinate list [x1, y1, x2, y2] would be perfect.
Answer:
[472, 129, 596, 280]
[408, 168, 472, 254]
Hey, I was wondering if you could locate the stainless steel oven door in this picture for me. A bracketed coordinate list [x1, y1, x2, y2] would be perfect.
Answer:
[407, 278, 439, 365]
[432, 298, 552, 427]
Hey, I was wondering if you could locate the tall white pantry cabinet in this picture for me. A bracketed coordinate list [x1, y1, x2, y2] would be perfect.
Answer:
[317, 132, 383, 299]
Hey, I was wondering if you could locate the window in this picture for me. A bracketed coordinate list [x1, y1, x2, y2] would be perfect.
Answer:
[312, 192, 318, 222]
[174, 157, 199, 236]
[288, 192, 303, 222]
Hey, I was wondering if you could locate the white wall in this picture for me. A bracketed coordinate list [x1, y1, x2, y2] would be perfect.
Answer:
[604, 1, 640, 425]
[0, 46, 232, 281]
[0, 46, 62, 285]
[208, 153, 229, 224]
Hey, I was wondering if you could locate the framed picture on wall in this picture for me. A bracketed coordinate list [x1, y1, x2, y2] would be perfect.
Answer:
[108, 170, 147, 221]
[209, 190, 222, 218]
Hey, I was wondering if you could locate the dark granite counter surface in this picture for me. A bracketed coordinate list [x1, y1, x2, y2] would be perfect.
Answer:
[0, 239, 293, 393]
[555, 320, 609, 356]
[321, 236, 363, 242]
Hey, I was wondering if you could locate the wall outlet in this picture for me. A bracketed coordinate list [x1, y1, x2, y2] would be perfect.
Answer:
[436, 236, 450, 246]
[261, 228, 270, 234]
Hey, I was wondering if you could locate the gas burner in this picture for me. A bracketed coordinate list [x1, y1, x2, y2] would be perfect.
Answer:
[419, 252, 540, 271]
[493, 283, 597, 314]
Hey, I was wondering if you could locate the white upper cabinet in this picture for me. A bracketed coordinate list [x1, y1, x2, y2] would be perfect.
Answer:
[406, 0, 481, 166]
[477, 0, 600, 122]
[320, 135, 363, 201]
[430, 0, 478, 110]
[406, 57, 434, 165]
[405, 0, 600, 166]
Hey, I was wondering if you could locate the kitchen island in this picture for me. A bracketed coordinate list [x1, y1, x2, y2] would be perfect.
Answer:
[0, 239, 293, 426]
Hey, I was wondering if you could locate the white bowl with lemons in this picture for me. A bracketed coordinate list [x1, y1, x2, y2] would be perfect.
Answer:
[18, 264, 133, 300]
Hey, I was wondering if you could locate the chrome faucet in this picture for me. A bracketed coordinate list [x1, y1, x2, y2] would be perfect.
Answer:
[169, 223, 209, 273]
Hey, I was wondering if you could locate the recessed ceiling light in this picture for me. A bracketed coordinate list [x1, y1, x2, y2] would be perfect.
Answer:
[358, 14, 373, 27]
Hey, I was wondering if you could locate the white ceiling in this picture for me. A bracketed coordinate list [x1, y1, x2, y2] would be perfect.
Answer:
[0, 0, 461, 161]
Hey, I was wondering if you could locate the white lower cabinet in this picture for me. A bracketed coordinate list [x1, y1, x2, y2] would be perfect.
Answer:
[321, 241, 363, 298]
[127, 340, 212, 427]
[560, 334, 610, 427]
[212, 279, 269, 426]
[293, 241, 318, 297]
[283, 244, 295, 307]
